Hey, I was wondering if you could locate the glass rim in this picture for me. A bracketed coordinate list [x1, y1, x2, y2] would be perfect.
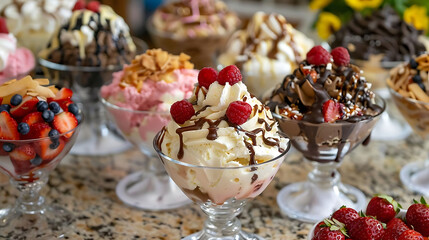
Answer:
[0, 115, 83, 143]
[100, 96, 170, 115]
[272, 95, 386, 125]
[153, 130, 291, 170]
[38, 37, 148, 72]
[387, 83, 429, 107]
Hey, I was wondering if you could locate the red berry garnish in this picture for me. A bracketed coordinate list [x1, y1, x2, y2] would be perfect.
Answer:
[198, 67, 218, 89]
[72, 0, 86, 11]
[406, 197, 429, 237]
[398, 230, 424, 240]
[306, 45, 332, 66]
[217, 65, 242, 86]
[226, 101, 252, 125]
[331, 47, 350, 66]
[348, 217, 385, 240]
[86, 1, 100, 13]
[170, 100, 195, 124]
[383, 218, 410, 240]
[366, 195, 400, 224]
[331, 206, 360, 228]
[0, 18, 8, 34]
[322, 99, 342, 123]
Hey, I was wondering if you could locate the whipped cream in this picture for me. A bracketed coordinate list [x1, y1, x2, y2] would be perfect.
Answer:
[0, 33, 16, 71]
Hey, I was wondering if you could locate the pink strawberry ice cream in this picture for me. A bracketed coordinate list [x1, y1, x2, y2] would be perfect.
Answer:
[101, 49, 197, 142]
[0, 33, 35, 84]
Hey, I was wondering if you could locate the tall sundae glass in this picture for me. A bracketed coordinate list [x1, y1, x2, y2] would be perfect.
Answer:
[267, 46, 385, 222]
[154, 65, 290, 239]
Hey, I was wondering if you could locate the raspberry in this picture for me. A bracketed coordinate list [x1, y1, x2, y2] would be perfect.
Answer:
[170, 100, 195, 124]
[217, 65, 242, 86]
[226, 101, 252, 125]
[306, 45, 332, 66]
[86, 1, 100, 13]
[331, 47, 350, 66]
[72, 0, 86, 11]
[198, 67, 217, 89]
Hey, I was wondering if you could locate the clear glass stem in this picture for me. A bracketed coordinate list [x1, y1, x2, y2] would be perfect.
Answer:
[198, 199, 246, 238]
[307, 160, 341, 189]
[10, 173, 48, 215]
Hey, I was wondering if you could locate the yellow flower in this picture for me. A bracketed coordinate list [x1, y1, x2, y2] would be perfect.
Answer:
[316, 12, 342, 40]
[309, 0, 333, 10]
[404, 5, 428, 32]
[345, 0, 383, 11]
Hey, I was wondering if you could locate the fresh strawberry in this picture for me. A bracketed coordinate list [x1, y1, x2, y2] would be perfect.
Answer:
[29, 123, 64, 162]
[366, 195, 401, 223]
[331, 47, 351, 66]
[86, 1, 100, 13]
[406, 197, 429, 237]
[348, 217, 385, 240]
[313, 221, 326, 237]
[170, 100, 195, 124]
[10, 144, 36, 175]
[72, 0, 86, 11]
[10, 96, 39, 118]
[198, 67, 218, 89]
[322, 99, 342, 123]
[313, 219, 348, 240]
[398, 230, 424, 240]
[48, 88, 73, 103]
[58, 99, 73, 112]
[22, 112, 44, 127]
[0, 111, 19, 140]
[382, 218, 410, 240]
[332, 206, 360, 228]
[306, 45, 332, 65]
[27, 122, 51, 139]
[52, 112, 78, 138]
[0, 17, 8, 34]
[217, 65, 242, 86]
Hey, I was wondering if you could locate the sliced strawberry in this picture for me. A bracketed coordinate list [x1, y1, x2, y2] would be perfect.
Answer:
[58, 99, 73, 112]
[322, 99, 342, 123]
[0, 111, 19, 140]
[36, 138, 65, 163]
[52, 112, 78, 138]
[26, 122, 51, 139]
[10, 144, 36, 175]
[22, 112, 44, 127]
[48, 88, 73, 103]
[10, 96, 39, 118]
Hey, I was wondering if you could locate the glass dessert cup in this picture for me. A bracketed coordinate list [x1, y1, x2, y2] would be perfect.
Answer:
[0, 123, 81, 238]
[101, 98, 191, 210]
[275, 96, 385, 223]
[38, 38, 147, 156]
[147, 19, 234, 69]
[388, 87, 429, 196]
[153, 131, 291, 240]
[353, 59, 412, 141]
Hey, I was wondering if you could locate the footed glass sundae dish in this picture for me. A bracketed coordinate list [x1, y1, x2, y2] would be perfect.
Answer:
[387, 53, 429, 196]
[39, 1, 146, 156]
[101, 49, 197, 210]
[154, 65, 290, 239]
[267, 46, 385, 223]
[0, 76, 82, 238]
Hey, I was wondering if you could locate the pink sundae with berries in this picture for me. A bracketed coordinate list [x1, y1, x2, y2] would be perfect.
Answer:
[0, 76, 81, 178]
[157, 65, 289, 204]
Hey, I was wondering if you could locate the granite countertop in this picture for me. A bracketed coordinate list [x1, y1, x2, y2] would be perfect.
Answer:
[0, 135, 427, 240]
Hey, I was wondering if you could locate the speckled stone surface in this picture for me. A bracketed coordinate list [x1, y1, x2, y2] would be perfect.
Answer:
[0, 135, 427, 240]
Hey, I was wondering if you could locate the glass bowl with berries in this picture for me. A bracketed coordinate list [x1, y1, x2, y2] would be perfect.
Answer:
[38, 1, 147, 156]
[308, 195, 429, 240]
[0, 76, 82, 238]
[267, 46, 386, 223]
[387, 53, 429, 197]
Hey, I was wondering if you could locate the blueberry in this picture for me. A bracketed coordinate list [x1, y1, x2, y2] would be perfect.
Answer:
[30, 156, 42, 166]
[42, 110, 54, 123]
[413, 75, 423, 83]
[36, 101, 49, 112]
[49, 140, 60, 149]
[49, 129, 60, 140]
[49, 102, 61, 114]
[75, 114, 82, 124]
[0, 104, 11, 112]
[2, 143, 14, 152]
[17, 122, 30, 135]
[410, 59, 419, 69]
[68, 103, 79, 116]
[10, 94, 22, 106]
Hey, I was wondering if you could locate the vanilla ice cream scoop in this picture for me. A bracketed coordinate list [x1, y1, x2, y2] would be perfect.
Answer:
[218, 12, 314, 97]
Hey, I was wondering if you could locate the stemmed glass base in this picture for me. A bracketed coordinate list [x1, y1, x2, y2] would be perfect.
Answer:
[116, 157, 191, 210]
[277, 161, 366, 223]
[400, 161, 429, 196]
[183, 199, 264, 240]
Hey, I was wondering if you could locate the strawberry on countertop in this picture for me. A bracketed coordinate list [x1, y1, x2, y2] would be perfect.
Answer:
[348, 216, 385, 240]
[406, 197, 429, 237]
[366, 195, 401, 223]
